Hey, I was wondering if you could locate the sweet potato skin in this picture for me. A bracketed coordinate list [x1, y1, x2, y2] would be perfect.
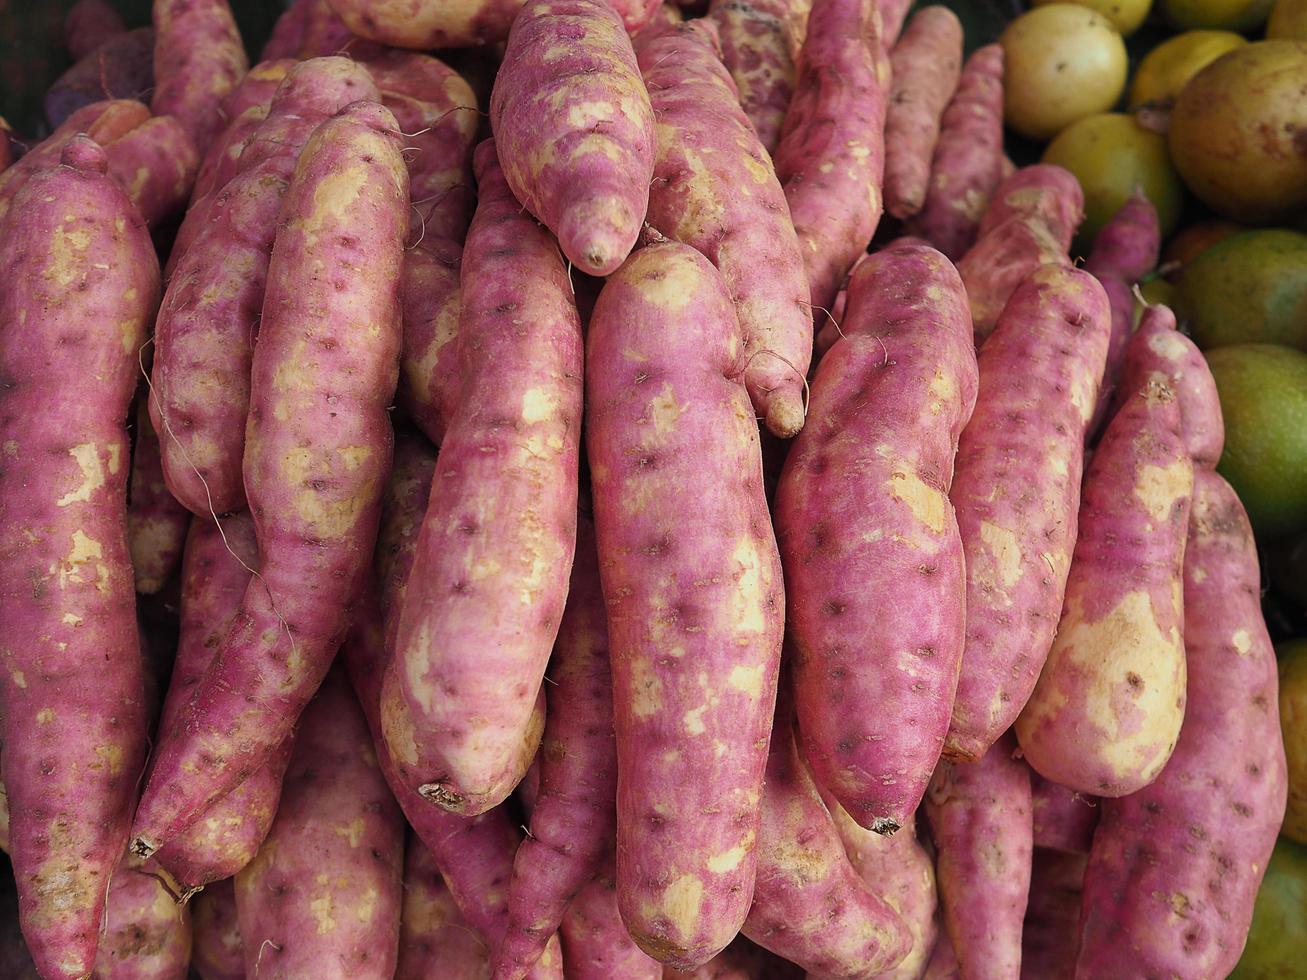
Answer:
[397, 839, 491, 980]
[1016, 383, 1193, 797]
[44, 28, 155, 128]
[263, 0, 356, 59]
[926, 733, 1034, 980]
[0, 137, 157, 980]
[1020, 850, 1085, 980]
[151, 0, 250, 153]
[944, 265, 1112, 762]
[490, 0, 655, 276]
[905, 44, 1005, 260]
[103, 113, 201, 228]
[562, 866, 665, 980]
[1078, 470, 1287, 977]
[127, 400, 191, 594]
[66, 0, 127, 60]
[878, 0, 911, 43]
[91, 858, 193, 979]
[383, 139, 582, 816]
[883, 7, 963, 220]
[234, 669, 405, 979]
[777, 243, 978, 834]
[191, 878, 242, 980]
[774, 0, 889, 315]
[638, 20, 811, 439]
[398, 236, 462, 446]
[586, 242, 784, 968]
[1030, 775, 1098, 854]
[130, 100, 408, 855]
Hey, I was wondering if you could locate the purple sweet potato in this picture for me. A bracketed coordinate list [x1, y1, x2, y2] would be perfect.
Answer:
[398, 236, 463, 446]
[103, 113, 201, 228]
[561, 863, 664, 980]
[151, 515, 293, 890]
[586, 242, 784, 968]
[0, 137, 156, 980]
[776, 243, 978, 834]
[878, 0, 912, 43]
[1030, 774, 1098, 854]
[925, 732, 1034, 980]
[663, 939, 805, 979]
[65, 0, 127, 60]
[496, 513, 618, 980]
[383, 139, 582, 816]
[1020, 850, 1085, 980]
[263, 0, 357, 60]
[91, 856, 193, 979]
[234, 669, 405, 979]
[905, 44, 1005, 260]
[884, 7, 963, 220]
[1015, 382, 1193, 797]
[130, 100, 408, 856]
[191, 879, 242, 980]
[44, 28, 155, 129]
[127, 400, 191, 595]
[773, 0, 889, 316]
[707, 0, 812, 153]
[742, 699, 911, 977]
[151, 0, 250, 153]
[490, 0, 655, 276]
[1075, 470, 1287, 977]
[398, 839, 491, 980]
[922, 931, 961, 980]
[637, 20, 811, 439]
[944, 265, 1112, 762]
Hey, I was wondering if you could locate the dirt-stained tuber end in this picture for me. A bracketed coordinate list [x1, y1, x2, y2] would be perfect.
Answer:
[130, 836, 159, 859]
[870, 816, 902, 837]
[418, 782, 464, 811]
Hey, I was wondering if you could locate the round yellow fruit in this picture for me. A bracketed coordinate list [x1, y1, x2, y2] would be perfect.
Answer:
[1001, 5, 1129, 141]
[1268, 0, 1307, 37]
[1169, 40, 1307, 223]
[1163, 0, 1273, 29]
[1128, 30, 1247, 108]
[1280, 640, 1307, 846]
[1033, 0, 1153, 34]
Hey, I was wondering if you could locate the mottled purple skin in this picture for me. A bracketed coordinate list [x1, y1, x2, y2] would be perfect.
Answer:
[926, 733, 1033, 980]
[1113, 303, 1224, 468]
[878, 0, 912, 43]
[150, 58, 380, 517]
[1084, 192, 1161, 437]
[922, 930, 961, 980]
[398, 839, 492, 980]
[944, 266, 1112, 763]
[1030, 774, 1098, 854]
[637, 20, 811, 439]
[130, 101, 408, 856]
[490, 0, 654, 275]
[561, 864, 665, 980]
[1016, 383, 1193, 798]
[884, 7, 963, 220]
[92, 857, 193, 979]
[399, 236, 463, 446]
[905, 45, 1005, 261]
[65, 0, 127, 60]
[263, 0, 357, 59]
[0, 138, 157, 980]
[586, 242, 784, 968]
[151, 515, 293, 889]
[664, 939, 805, 979]
[151, 0, 250, 154]
[496, 514, 617, 980]
[127, 400, 191, 595]
[191, 878, 242, 980]
[743, 702, 911, 978]
[1076, 471, 1287, 979]
[103, 113, 201, 228]
[975, 164, 1084, 241]
[383, 139, 582, 816]
[774, 0, 889, 315]
[44, 28, 155, 128]
[776, 243, 978, 834]
[1020, 850, 1085, 980]
[234, 669, 404, 979]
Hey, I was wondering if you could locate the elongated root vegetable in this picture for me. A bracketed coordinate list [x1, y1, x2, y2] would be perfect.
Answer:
[638, 21, 811, 439]
[383, 139, 581, 815]
[490, 0, 655, 276]
[944, 265, 1111, 762]
[587, 242, 784, 967]
[743, 700, 911, 977]
[235, 669, 405, 978]
[397, 840, 491, 980]
[926, 733, 1034, 980]
[878, 0, 912, 43]
[191, 879, 242, 980]
[1030, 774, 1098, 854]
[92, 857, 193, 979]
[906, 44, 1005, 260]
[883, 7, 963, 220]
[1016, 382, 1192, 797]
[0, 137, 156, 980]
[151, 57, 380, 517]
[151, 0, 249, 153]
[1021, 850, 1085, 980]
[44, 27, 154, 128]
[399, 237, 463, 446]
[562, 865, 664, 980]
[497, 514, 617, 979]
[707, 0, 812, 153]
[151, 515, 293, 890]
[131, 100, 408, 856]
[958, 165, 1083, 342]
[263, 0, 356, 60]
[777, 243, 977, 834]
[1078, 471, 1287, 976]
[65, 0, 127, 60]
[774, 0, 889, 316]
[128, 400, 191, 594]
[102, 113, 200, 227]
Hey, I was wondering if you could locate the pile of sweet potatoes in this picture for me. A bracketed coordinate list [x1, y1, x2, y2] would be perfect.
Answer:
[0, 0, 1288, 977]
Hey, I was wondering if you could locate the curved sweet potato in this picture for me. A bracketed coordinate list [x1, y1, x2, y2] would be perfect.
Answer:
[151, 0, 249, 153]
[397, 839, 491, 980]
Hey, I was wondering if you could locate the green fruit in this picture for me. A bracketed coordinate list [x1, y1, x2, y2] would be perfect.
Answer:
[1279, 640, 1307, 846]
[1229, 837, 1307, 978]
[1163, 0, 1273, 31]
[1206, 344, 1307, 538]
[1178, 231, 1307, 352]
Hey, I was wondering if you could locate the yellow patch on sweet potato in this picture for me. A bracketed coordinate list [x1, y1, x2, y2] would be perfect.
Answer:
[657, 874, 705, 941]
[728, 662, 766, 698]
[629, 655, 663, 718]
[56, 443, 106, 507]
[300, 164, 373, 246]
[706, 840, 750, 874]
[45, 224, 92, 288]
[335, 818, 365, 848]
[1133, 459, 1191, 525]
[887, 462, 948, 535]
[1232, 629, 1252, 655]
[728, 538, 769, 635]
[979, 520, 1023, 591]
[310, 892, 337, 934]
